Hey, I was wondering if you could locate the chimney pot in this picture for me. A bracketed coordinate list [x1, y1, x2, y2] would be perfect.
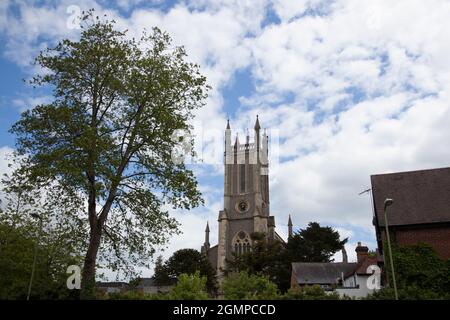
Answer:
[355, 242, 369, 263]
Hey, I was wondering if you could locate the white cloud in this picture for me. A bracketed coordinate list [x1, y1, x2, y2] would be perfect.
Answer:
[2, 0, 450, 280]
[12, 95, 53, 112]
[0, 146, 14, 178]
[232, 0, 450, 247]
[0, 146, 14, 209]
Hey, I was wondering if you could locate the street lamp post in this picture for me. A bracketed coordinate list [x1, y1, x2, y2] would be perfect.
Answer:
[383, 198, 398, 300]
[27, 213, 43, 301]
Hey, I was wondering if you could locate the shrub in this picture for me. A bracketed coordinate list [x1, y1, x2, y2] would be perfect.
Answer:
[168, 272, 209, 300]
[366, 286, 448, 300]
[222, 272, 279, 300]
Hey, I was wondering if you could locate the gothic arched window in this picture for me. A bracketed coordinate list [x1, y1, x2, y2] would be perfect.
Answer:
[232, 231, 251, 256]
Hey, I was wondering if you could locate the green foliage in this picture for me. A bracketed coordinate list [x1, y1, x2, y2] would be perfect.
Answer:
[368, 243, 450, 300]
[366, 286, 446, 300]
[286, 222, 347, 263]
[226, 232, 291, 293]
[153, 255, 173, 286]
[8, 9, 208, 297]
[0, 212, 83, 299]
[106, 290, 168, 300]
[167, 272, 209, 300]
[222, 272, 279, 300]
[390, 243, 449, 294]
[282, 285, 341, 300]
[154, 249, 217, 294]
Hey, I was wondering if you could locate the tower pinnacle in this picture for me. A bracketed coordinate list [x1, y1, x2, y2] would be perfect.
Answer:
[254, 115, 261, 131]
[288, 214, 293, 239]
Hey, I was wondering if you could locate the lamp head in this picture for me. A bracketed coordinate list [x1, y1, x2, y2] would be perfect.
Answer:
[384, 198, 394, 210]
[30, 213, 40, 219]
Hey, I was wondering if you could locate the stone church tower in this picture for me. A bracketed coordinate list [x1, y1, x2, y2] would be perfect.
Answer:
[201, 116, 284, 276]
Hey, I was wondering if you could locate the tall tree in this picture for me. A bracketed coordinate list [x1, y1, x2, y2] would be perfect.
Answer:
[9, 11, 208, 298]
[286, 222, 348, 262]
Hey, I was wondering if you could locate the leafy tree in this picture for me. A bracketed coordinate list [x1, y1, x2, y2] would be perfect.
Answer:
[152, 255, 173, 286]
[222, 271, 279, 300]
[168, 272, 208, 300]
[154, 249, 217, 294]
[0, 200, 83, 299]
[286, 222, 347, 263]
[9, 10, 208, 298]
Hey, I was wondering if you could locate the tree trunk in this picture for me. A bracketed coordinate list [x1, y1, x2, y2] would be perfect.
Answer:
[80, 186, 101, 299]
[80, 224, 102, 299]
[79, 189, 116, 299]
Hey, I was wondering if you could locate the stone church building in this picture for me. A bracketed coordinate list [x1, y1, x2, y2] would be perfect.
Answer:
[201, 117, 288, 276]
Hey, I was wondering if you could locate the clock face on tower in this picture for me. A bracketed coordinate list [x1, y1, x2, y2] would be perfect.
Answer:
[237, 200, 249, 213]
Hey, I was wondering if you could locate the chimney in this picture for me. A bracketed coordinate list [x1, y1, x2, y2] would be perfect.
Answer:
[355, 241, 369, 263]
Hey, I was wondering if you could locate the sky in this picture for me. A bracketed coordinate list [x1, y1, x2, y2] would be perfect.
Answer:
[1, 0, 450, 280]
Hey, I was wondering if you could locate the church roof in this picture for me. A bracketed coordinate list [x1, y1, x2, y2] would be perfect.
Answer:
[371, 166, 450, 227]
[292, 262, 358, 285]
[274, 231, 286, 244]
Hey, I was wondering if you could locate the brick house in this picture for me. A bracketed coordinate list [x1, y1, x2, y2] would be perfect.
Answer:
[371, 167, 450, 260]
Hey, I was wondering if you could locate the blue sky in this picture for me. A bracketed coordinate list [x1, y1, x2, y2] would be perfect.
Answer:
[1, 0, 450, 278]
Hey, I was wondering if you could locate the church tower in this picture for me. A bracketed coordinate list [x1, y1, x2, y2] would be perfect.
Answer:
[215, 116, 274, 276]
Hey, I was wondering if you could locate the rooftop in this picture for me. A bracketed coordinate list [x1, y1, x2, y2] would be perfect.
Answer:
[291, 262, 358, 285]
[371, 166, 450, 227]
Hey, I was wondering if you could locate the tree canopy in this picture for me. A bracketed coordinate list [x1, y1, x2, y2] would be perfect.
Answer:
[286, 222, 348, 262]
[8, 10, 209, 298]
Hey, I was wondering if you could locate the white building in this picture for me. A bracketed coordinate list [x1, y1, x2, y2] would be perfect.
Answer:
[291, 242, 380, 299]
